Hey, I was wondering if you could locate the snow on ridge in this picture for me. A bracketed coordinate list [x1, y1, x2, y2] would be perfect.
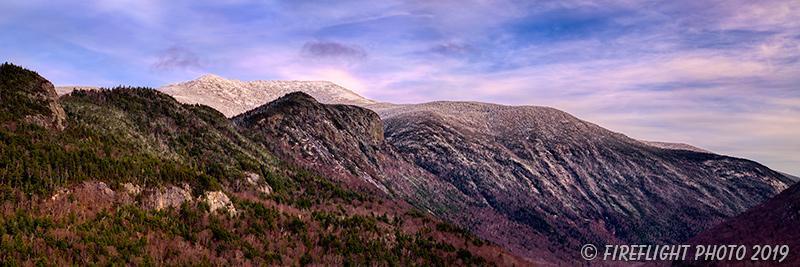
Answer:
[640, 140, 712, 153]
[160, 74, 375, 117]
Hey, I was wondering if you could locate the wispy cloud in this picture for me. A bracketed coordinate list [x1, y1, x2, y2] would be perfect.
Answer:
[152, 46, 205, 71]
[428, 42, 475, 56]
[301, 41, 367, 60]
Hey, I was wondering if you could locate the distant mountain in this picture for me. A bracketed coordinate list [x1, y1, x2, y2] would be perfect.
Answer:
[160, 74, 375, 117]
[685, 182, 800, 265]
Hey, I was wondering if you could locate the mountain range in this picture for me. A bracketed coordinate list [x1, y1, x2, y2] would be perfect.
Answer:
[1, 66, 796, 265]
[158, 74, 796, 263]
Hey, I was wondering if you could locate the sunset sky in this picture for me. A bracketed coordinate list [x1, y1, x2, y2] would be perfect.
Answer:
[2, 0, 799, 174]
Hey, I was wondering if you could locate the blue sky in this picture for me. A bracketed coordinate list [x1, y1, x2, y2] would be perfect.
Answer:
[1, 0, 799, 174]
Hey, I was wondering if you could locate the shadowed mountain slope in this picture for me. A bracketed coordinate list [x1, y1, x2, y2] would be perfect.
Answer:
[379, 101, 794, 261]
[683, 182, 800, 265]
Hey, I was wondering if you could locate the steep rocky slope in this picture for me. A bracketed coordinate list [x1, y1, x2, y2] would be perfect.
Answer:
[0, 65, 524, 266]
[0, 63, 66, 130]
[161, 74, 375, 117]
[690, 184, 800, 266]
[379, 101, 794, 261]
[684, 182, 800, 265]
[232, 92, 388, 191]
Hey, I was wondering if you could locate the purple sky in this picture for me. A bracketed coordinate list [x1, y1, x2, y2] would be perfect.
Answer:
[1, 0, 799, 174]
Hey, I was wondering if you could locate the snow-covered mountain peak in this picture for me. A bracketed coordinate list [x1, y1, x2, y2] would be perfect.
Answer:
[196, 73, 225, 81]
[160, 74, 375, 117]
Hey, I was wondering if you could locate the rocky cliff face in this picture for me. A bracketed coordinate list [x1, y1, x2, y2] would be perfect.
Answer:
[0, 63, 67, 130]
[379, 101, 794, 261]
[234, 92, 387, 191]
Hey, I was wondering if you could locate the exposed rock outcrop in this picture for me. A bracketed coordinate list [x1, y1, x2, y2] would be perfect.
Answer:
[43, 181, 123, 219]
[244, 172, 273, 195]
[51, 181, 239, 216]
[200, 191, 238, 216]
[141, 184, 193, 211]
[122, 182, 142, 196]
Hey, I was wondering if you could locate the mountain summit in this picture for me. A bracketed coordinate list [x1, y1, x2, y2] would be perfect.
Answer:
[160, 74, 375, 117]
